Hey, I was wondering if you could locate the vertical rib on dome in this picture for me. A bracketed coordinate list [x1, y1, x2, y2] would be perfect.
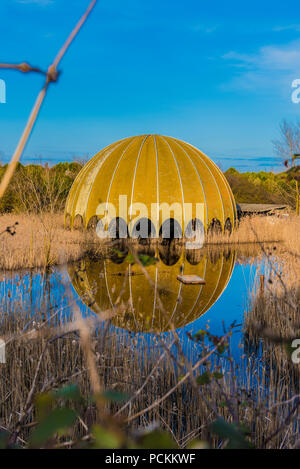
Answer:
[65, 135, 237, 235]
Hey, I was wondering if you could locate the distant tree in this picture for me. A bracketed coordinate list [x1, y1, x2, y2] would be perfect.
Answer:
[273, 120, 300, 214]
[224, 168, 292, 205]
[0, 162, 82, 214]
[273, 120, 300, 165]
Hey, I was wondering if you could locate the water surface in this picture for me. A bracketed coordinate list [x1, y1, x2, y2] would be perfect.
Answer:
[0, 244, 265, 363]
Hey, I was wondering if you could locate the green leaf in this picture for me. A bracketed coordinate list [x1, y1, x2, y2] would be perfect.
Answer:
[101, 390, 130, 402]
[138, 255, 158, 266]
[35, 392, 54, 421]
[0, 432, 9, 450]
[92, 425, 123, 449]
[140, 430, 176, 449]
[53, 384, 81, 402]
[240, 401, 250, 408]
[210, 418, 252, 449]
[219, 401, 228, 408]
[217, 344, 226, 355]
[193, 330, 207, 342]
[124, 253, 135, 264]
[284, 341, 295, 358]
[196, 371, 211, 385]
[212, 371, 224, 380]
[30, 407, 77, 447]
[187, 439, 209, 449]
[113, 249, 127, 258]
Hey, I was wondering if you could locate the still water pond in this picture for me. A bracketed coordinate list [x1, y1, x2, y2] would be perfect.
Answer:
[1, 244, 265, 363]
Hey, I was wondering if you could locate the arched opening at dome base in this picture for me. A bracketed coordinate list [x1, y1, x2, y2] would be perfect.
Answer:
[65, 214, 71, 230]
[87, 215, 99, 231]
[185, 218, 205, 248]
[131, 218, 156, 239]
[207, 218, 222, 235]
[65, 135, 237, 241]
[224, 217, 233, 235]
[73, 214, 84, 230]
[108, 217, 129, 239]
[159, 218, 182, 240]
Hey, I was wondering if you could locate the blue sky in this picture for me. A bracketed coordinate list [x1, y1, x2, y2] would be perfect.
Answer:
[0, 0, 300, 171]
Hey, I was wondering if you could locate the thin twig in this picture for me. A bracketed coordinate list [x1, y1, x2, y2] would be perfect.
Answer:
[263, 398, 300, 448]
[52, 0, 97, 69]
[0, 0, 98, 201]
[0, 63, 45, 75]
[0, 84, 48, 200]
[125, 333, 230, 423]
[114, 341, 175, 417]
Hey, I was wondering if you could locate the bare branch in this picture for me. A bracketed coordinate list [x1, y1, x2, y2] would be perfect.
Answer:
[53, 0, 98, 69]
[0, 0, 98, 201]
[0, 62, 45, 75]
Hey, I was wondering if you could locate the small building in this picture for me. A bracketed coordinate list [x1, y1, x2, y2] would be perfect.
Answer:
[236, 203, 288, 218]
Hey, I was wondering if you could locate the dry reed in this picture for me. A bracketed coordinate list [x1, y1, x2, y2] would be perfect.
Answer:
[0, 213, 299, 271]
[0, 213, 105, 271]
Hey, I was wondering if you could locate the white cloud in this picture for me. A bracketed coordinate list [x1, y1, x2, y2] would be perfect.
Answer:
[15, 0, 54, 5]
[273, 25, 300, 32]
[222, 40, 300, 92]
[223, 42, 300, 71]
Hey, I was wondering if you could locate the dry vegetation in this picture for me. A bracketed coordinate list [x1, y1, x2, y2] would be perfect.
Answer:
[0, 213, 105, 271]
[0, 212, 299, 271]
[0, 266, 299, 449]
[245, 229, 300, 378]
[0, 211, 299, 449]
[1, 10, 299, 444]
[207, 213, 300, 245]
[8, 0, 300, 450]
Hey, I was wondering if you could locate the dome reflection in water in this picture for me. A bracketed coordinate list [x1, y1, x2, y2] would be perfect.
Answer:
[68, 242, 235, 333]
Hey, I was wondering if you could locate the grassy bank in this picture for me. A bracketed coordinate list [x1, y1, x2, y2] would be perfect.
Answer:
[0, 213, 299, 271]
[0, 213, 103, 271]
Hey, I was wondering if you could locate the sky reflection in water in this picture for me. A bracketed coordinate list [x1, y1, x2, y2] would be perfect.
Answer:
[1, 245, 262, 364]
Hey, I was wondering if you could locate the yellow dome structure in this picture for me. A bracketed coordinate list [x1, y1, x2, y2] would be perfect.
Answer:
[68, 246, 235, 333]
[65, 135, 237, 236]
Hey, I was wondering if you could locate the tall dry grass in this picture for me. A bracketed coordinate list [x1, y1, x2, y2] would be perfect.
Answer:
[0, 213, 105, 271]
[242, 229, 300, 449]
[0, 213, 299, 271]
[207, 214, 300, 246]
[0, 212, 299, 449]
[245, 246, 300, 356]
